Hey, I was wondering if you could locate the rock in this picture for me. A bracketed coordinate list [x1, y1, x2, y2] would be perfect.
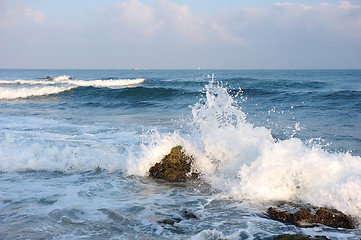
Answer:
[273, 234, 330, 240]
[268, 204, 355, 229]
[149, 146, 198, 182]
[158, 218, 182, 226]
[273, 234, 314, 240]
[182, 210, 198, 219]
[157, 210, 198, 227]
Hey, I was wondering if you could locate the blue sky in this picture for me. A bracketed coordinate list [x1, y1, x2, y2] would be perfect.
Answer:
[1, 0, 360, 69]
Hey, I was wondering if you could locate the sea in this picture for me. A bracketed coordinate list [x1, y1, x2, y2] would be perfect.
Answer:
[0, 69, 360, 240]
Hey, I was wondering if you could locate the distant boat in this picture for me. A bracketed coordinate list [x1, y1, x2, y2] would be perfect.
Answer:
[132, 68, 139, 70]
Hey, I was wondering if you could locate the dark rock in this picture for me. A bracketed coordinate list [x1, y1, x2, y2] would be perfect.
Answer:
[268, 204, 355, 229]
[149, 146, 198, 182]
[158, 218, 182, 226]
[274, 234, 330, 240]
[182, 210, 198, 219]
[273, 234, 313, 240]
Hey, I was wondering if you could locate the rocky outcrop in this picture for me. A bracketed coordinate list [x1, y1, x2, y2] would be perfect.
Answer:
[157, 210, 198, 227]
[149, 146, 198, 182]
[181, 210, 198, 219]
[273, 234, 330, 240]
[158, 218, 181, 226]
[268, 204, 355, 229]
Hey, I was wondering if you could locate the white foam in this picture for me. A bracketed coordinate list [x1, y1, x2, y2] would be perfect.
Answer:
[0, 79, 56, 85]
[2, 79, 361, 219]
[61, 78, 145, 88]
[0, 134, 125, 172]
[0, 86, 75, 99]
[191, 229, 243, 240]
[132, 81, 361, 218]
[0, 77, 145, 88]
[52, 75, 71, 81]
[0, 77, 145, 99]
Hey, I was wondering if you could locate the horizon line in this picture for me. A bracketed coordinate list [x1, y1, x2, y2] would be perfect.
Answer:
[1, 68, 361, 71]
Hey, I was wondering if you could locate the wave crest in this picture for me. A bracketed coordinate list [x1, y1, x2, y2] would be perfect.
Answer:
[62, 78, 145, 88]
[0, 76, 145, 99]
[131, 81, 361, 217]
[0, 86, 76, 99]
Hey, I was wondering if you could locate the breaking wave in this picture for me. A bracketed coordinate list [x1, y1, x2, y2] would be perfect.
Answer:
[130, 81, 361, 217]
[1, 79, 360, 219]
[0, 86, 76, 99]
[0, 76, 145, 99]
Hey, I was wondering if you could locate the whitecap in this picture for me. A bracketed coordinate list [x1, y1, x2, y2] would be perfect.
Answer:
[0, 86, 76, 99]
[131, 81, 361, 218]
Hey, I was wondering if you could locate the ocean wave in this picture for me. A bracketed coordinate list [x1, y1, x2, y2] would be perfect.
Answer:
[0, 76, 145, 88]
[0, 134, 125, 172]
[130, 81, 361, 217]
[321, 90, 361, 100]
[245, 80, 327, 91]
[0, 76, 146, 99]
[1, 79, 360, 219]
[0, 85, 190, 101]
[0, 86, 76, 99]
[0, 79, 58, 85]
[110, 86, 191, 99]
[54, 78, 145, 88]
[51, 75, 72, 81]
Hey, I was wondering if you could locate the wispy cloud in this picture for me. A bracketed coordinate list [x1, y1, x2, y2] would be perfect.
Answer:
[108, 0, 160, 38]
[0, 0, 46, 29]
[0, 0, 360, 68]
[100, 0, 244, 45]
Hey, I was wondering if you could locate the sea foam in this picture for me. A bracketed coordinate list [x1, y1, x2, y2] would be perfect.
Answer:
[0, 76, 145, 87]
[0, 133, 125, 172]
[1, 79, 360, 218]
[0, 76, 145, 99]
[132, 81, 361, 217]
[0, 86, 76, 99]
[56, 78, 146, 87]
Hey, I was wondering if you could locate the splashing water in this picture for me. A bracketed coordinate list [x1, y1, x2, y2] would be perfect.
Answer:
[133, 81, 361, 218]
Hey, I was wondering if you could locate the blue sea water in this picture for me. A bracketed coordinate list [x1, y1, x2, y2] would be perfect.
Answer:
[0, 69, 360, 239]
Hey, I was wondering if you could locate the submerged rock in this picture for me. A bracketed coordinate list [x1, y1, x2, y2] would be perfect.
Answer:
[273, 234, 330, 240]
[181, 210, 198, 219]
[268, 204, 355, 229]
[157, 218, 182, 226]
[149, 146, 198, 182]
[158, 210, 198, 227]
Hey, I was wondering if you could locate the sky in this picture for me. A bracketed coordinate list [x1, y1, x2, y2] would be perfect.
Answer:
[0, 0, 361, 69]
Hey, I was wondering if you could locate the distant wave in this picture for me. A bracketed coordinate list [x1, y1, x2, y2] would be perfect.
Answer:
[0, 86, 76, 99]
[0, 79, 57, 85]
[0, 76, 146, 99]
[62, 78, 145, 88]
[51, 75, 72, 82]
[0, 76, 145, 88]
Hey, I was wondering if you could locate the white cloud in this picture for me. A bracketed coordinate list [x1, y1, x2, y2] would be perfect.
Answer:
[0, 0, 360, 68]
[109, 0, 160, 38]
[157, 0, 205, 43]
[0, 0, 46, 29]
[102, 0, 245, 46]
[226, 0, 361, 40]
[210, 22, 246, 45]
[157, 0, 245, 45]
[274, 2, 312, 10]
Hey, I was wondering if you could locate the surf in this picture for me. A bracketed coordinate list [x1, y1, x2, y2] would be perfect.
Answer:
[1, 75, 360, 219]
[0, 76, 146, 99]
[131, 80, 361, 218]
[0, 86, 76, 99]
